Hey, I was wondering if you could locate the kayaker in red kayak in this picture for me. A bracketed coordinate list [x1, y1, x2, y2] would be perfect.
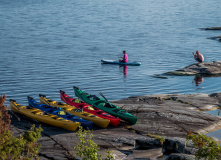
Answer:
[119, 50, 128, 63]
[192, 50, 204, 63]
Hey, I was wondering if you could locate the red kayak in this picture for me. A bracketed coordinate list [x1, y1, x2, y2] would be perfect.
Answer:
[60, 90, 121, 127]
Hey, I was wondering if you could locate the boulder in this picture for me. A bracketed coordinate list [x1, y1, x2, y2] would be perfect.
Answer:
[162, 139, 190, 154]
[204, 27, 221, 30]
[166, 153, 195, 160]
[165, 61, 221, 75]
[208, 36, 221, 41]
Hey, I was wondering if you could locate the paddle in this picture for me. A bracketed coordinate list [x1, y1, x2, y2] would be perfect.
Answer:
[99, 92, 114, 108]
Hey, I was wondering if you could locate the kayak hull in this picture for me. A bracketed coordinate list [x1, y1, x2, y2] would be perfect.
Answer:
[27, 96, 93, 129]
[73, 87, 138, 125]
[10, 100, 80, 131]
[60, 90, 120, 127]
[101, 59, 141, 66]
[39, 94, 110, 128]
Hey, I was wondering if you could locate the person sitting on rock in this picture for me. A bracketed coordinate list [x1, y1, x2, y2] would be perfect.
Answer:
[192, 50, 204, 63]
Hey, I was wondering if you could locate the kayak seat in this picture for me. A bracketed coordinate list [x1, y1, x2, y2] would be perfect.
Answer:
[78, 104, 85, 109]
[56, 102, 63, 105]
[48, 109, 56, 114]
[93, 100, 106, 105]
[53, 107, 62, 110]
[26, 106, 32, 109]
[88, 95, 99, 100]
[41, 105, 52, 108]
[72, 108, 82, 112]
[96, 111, 103, 114]
[40, 112, 48, 115]
[103, 103, 115, 108]
[82, 113, 89, 117]
[67, 115, 74, 119]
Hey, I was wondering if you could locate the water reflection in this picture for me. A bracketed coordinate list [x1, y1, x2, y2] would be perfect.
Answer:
[119, 65, 128, 78]
[123, 65, 128, 76]
[205, 109, 221, 117]
[206, 128, 221, 141]
[204, 109, 221, 140]
[192, 75, 204, 86]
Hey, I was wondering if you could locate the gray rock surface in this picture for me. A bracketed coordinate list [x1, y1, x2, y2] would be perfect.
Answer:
[204, 27, 221, 30]
[165, 61, 221, 75]
[165, 153, 196, 160]
[208, 35, 221, 41]
[8, 92, 221, 160]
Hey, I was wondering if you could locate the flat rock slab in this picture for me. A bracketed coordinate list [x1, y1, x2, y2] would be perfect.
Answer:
[8, 92, 221, 159]
[165, 61, 221, 75]
[111, 93, 221, 138]
[208, 36, 221, 41]
[203, 27, 221, 30]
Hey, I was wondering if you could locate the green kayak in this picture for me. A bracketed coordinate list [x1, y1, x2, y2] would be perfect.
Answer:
[73, 86, 138, 125]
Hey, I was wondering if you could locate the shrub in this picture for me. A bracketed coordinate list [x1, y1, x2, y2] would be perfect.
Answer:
[0, 125, 42, 160]
[186, 132, 221, 160]
[0, 95, 11, 134]
[146, 133, 165, 144]
[74, 126, 114, 160]
[0, 94, 43, 160]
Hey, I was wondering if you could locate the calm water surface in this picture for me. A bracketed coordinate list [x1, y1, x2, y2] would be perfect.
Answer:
[1, 0, 221, 138]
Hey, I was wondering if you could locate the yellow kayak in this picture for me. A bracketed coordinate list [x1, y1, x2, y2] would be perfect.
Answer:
[39, 94, 110, 128]
[10, 99, 80, 131]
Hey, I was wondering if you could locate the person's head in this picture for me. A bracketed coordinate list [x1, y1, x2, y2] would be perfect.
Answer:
[196, 50, 199, 55]
[123, 50, 126, 54]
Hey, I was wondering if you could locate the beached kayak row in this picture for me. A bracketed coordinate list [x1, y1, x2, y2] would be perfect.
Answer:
[9, 87, 138, 131]
[9, 91, 221, 159]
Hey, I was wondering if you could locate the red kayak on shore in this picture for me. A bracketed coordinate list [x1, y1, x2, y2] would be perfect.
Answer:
[60, 90, 121, 127]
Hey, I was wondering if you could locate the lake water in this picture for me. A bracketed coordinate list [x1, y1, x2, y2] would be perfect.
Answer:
[1, 0, 221, 138]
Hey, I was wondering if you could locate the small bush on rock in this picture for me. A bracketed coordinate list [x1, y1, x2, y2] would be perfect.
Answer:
[0, 94, 43, 160]
[74, 126, 114, 160]
[186, 132, 221, 160]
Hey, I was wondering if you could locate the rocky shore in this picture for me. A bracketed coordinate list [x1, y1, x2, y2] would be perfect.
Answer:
[203, 27, 221, 30]
[9, 91, 221, 160]
[201, 26, 221, 42]
[165, 61, 221, 76]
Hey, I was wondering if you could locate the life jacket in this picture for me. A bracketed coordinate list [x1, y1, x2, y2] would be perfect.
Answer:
[123, 54, 128, 62]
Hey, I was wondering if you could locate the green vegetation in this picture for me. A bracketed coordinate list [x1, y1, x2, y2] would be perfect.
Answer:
[0, 95, 11, 134]
[74, 126, 114, 160]
[146, 133, 165, 144]
[0, 125, 42, 160]
[0, 94, 43, 160]
[186, 132, 221, 160]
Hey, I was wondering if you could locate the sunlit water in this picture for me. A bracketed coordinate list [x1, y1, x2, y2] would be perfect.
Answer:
[1, 0, 221, 139]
